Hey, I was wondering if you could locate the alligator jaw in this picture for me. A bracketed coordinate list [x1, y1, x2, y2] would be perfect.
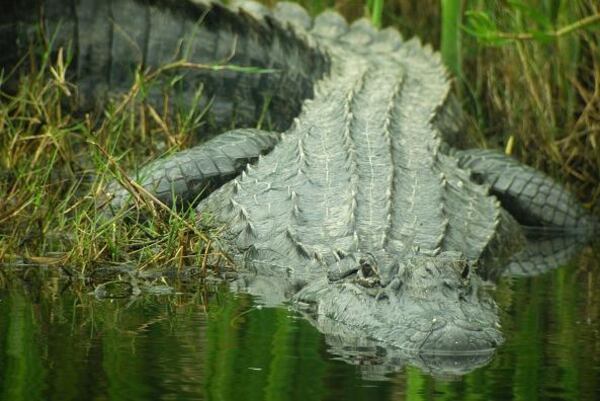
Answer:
[309, 311, 499, 379]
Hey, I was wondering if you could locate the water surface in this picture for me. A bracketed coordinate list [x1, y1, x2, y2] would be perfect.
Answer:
[1, 246, 599, 401]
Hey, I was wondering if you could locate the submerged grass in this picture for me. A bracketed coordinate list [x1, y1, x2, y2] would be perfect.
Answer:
[1, 0, 598, 277]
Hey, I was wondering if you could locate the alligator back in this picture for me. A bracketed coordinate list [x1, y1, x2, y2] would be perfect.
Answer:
[193, 5, 521, 277]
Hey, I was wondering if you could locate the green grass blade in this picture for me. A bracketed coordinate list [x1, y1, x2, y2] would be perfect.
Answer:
[441, 0, 462, 76]
[370, 0, 384, 28]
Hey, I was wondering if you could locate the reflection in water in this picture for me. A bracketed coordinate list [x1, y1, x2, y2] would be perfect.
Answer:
[0, 243, 599, 401]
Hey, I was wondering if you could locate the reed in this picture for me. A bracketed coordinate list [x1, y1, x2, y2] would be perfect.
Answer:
[459, 0, 599, 206]
[441, 0, 463, 76]
[368, 0, 384, 28]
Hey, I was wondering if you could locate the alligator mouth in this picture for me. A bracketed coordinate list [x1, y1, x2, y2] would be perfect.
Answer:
[303, 297, 503, 356]
[408, 319, 502, 355]
[413, 344, 498, 356]
[377, 330, 500, 356]
[312, 311, 499, 377]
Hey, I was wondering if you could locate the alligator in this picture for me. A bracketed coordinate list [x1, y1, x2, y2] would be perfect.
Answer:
[2, 0, 597, 377]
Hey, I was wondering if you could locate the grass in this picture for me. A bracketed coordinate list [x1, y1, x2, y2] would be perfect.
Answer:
[367, 0, 385, 28]
[458, 0, 600, 207]
[1, 0, 598, 278]
[441, 0, 463, 76]
[0, 50, 228, 274]
[397, 0, 599, 207]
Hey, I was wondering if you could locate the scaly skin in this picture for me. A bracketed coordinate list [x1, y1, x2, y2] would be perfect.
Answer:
[2, 0, 596, 376]
[195, 5, 519, 362]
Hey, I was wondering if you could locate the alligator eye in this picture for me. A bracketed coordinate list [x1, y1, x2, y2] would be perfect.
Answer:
[359, 258, 375, 277]
[461, 264, 470, 279]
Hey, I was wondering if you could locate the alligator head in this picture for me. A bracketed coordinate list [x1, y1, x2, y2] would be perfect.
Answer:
[291, 250, 502, 375]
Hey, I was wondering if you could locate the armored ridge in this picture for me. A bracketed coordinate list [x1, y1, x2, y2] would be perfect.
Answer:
[199, 32, 520, 276]
[2, 0, 596, 377]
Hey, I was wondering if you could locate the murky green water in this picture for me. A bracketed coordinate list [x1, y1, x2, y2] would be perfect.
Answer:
[1, 246, 599, 401]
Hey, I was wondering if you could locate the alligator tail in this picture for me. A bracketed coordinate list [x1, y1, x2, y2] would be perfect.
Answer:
[456, 148, 598, 239]
[0, 0, 330, 131]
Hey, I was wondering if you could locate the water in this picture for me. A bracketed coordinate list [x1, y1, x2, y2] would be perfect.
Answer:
[0, 246, 599, 401]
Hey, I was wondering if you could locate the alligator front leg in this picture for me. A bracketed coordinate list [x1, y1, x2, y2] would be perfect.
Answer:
[456, 149, 597, 234]
[103, 128, 279, 213]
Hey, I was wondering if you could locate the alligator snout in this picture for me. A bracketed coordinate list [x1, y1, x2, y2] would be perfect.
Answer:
[417, 319, 501, 354]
